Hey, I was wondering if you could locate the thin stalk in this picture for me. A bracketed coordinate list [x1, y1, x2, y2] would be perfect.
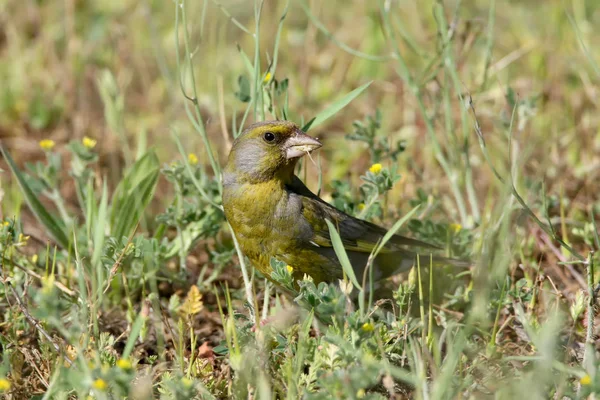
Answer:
[269, 0, 289, 81]
[210, 0, 253, 35]
[176, 0, 222, 182]
[253, 0, 265, 121]
[480, 0, 496, 90]
[417, 255, 426, 345]
[583, 251, 595, 366]
[300, 0, 393, 62]
[380, 2, 468, 225]
[427, 254, 433, 351]
[261, 280, 271, 321]
[174, 180, 187, 272]
[434, 1, 480, 222]
[487, 276, 508, 355]
[228, 223, 255, 321]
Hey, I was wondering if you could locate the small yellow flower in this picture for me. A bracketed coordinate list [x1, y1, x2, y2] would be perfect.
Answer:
[18, 233, 30, 243]
[450, 223, 462, 234]
[188, 153, 198, 165]
[39, 139, 56, 151]
[286, 265, 294, 274]
[263, 72, 272, 84]
[580, 374, 592, 386]
[369, 163, 382, 174]
[361, 322, 375, 332]
[0, 378, 11, 391]
[31, 254, 38, 263]
[356, 389, 366, 398]
[357, 203, 366, 211]
[92, 378, 107, 390]
[82, 136, 97, 149]
[116, 358, 132, 370]
[2, 221, 9, 227]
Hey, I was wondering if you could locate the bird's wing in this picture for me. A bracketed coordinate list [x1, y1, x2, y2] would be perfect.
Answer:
[287, 176, 438, 253]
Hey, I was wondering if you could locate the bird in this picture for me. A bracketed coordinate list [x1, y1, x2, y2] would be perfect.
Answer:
[222, 120, 467, 287]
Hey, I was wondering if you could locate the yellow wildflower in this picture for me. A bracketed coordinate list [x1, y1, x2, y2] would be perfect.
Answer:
[39, 139, 55, 151]
[450, 223, 462, 234]
[82, 136, 97, 149]
[369, 163, 382, 174]
[0, 378, 11, 391]
[31, 254, 38, 263]
[357, 389, 366, 398]
[263, 72, 272, 84]
[92, 378, 107, 390]
[18, 233, 30, 243]
[188, 153, 199, 165]
[580, 374, 592, 386]
[116, 358, 132, 370]
[357, 203, 366, 211]
[286, 265, 294, 274]
[2, 221, 9, 227]
[361, 322, 375, 332]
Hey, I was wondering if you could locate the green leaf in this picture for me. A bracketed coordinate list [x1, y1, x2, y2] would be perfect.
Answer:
[92, 181, 109, 266]
[325, 218, 362, 290]
[235, 75, 251, 103]
[303, 81, 372, 131]
[110, 151, 159, 239]
[0, 146, 69, 249]
[372, 205, 421, 258]
[122, 311, 146, 359]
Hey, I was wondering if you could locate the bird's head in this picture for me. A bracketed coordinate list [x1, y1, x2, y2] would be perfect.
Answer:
[224, 120, 322, 184]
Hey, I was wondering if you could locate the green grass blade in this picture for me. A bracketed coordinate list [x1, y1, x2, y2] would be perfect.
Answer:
[84, 178, 97, 241]
[91, 180, 109, 266]
[109, 150, 160, 239]
[0, 146, 69, 249]
[122, 312, 146, 359]
[325, 218, 362, 290]
[373, 205, 421, 257]
[303, 81, 372, 131]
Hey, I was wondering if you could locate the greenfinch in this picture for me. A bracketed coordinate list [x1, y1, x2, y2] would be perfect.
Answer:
[222, 120, 465, 286]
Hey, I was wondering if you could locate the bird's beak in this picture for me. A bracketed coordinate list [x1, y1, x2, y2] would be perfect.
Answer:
[284, 131, 322, 159]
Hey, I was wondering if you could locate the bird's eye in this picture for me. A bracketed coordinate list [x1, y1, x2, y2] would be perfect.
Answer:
[263, 131, 276, 142]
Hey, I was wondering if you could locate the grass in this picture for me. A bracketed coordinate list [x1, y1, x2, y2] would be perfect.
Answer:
[0, 0, 600, 398]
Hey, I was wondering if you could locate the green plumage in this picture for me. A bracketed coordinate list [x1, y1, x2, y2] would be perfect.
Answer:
[222, 121, 466, 286]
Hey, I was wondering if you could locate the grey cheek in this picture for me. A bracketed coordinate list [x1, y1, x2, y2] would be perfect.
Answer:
[234, 144, 264, 173]
[222, 172, 237, 187]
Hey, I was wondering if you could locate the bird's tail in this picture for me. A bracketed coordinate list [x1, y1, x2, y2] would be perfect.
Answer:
[367, 250, 470, 282]
[419, 254, 471, 268]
